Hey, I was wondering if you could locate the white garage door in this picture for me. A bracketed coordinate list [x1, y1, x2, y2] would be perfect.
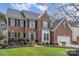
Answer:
[57, 36, 71, 46]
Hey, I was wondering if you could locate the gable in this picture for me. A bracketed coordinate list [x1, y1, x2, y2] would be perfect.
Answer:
[51, 18, 72, 32]
[55, 20, 72, 33]
[38, 12, 51, 22]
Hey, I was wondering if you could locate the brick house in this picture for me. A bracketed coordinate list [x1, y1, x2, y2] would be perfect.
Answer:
[50, 18, 72, 46]
[6, 8, 72, 45]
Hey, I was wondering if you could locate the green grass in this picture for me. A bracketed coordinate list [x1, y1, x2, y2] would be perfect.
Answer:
[0, 47, 69, 56]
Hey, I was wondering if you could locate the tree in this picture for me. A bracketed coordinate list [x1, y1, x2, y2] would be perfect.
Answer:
[0, 12, 7, 24]
[0, 32, 6, 40]
[0, 12, 7, 32]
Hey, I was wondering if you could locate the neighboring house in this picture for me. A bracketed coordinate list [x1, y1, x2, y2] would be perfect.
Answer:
[50, 18, 72, 46]
[6, 8, 74, 46]
[68, 20, 79, 45]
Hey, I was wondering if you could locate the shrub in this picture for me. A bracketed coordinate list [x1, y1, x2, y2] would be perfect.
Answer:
[18, 37, 25, 41]
[8, 37, 16, 42]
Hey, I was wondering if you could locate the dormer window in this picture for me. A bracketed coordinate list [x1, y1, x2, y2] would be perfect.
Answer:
[43, 21, 48, 28]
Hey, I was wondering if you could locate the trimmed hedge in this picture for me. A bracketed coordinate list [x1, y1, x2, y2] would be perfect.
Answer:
[18, 37, 25, 41]
[8, 37, 16, 42]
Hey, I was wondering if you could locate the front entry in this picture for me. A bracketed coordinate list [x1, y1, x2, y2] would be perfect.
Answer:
[42, 30, 50, 44]
[29, 32, 36, 42]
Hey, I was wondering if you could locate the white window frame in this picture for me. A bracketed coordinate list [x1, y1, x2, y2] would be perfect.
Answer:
[44, 33, 49, 41]
[19, 20, 24, 27]
[9, 32, 16, 38]
[10, 19, 15, 26]
[29, 32, 36, 42]
[43, 21, 48, 28]
[19, 31, 24, 38]
[29, 20, 35, 29]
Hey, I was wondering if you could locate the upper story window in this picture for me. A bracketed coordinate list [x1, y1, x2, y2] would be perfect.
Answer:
[9, 18, 16, 26]
[19, 20, 25, 27]
[29, 20, 35, 29]
[43, 21, 49, 28]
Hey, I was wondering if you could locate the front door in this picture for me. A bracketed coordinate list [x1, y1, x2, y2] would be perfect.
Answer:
[29, 32, 36, 42]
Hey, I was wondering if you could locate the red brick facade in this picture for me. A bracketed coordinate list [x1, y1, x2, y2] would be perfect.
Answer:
[50, 19, 72, 44]
[7, 9, 72, 45]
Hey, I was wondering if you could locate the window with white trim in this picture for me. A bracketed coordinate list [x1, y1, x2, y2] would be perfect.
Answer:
[19, 31, 24, 38]
[43, 21, 48, 28]
[29, 32, 36, 41]
[9, 32, 16, 38]
[29, 20, 35, 28]
[44, 33, 49, 41]
[19, 20, 25, 27]
[10, 19, 16, 26]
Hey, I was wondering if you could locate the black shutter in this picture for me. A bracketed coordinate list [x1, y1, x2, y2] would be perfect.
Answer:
[15, 32, 16, 37]
[8, 32, 10, 37]
[35, 21, 37, 29]
[24, 20, 25, 27]
[24, 33, 25, 37]
[18, 20, 20, 26]
[15, 19, 17, 26]
[18, 32, 20, 38]
[8, 18, 10, 25]
[28, 20, 29, 28]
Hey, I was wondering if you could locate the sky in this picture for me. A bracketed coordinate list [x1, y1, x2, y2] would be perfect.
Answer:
[0, 3, 78, 20]
[0, 3, 48, 14]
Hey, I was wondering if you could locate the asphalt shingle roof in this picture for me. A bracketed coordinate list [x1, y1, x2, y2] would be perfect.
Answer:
[22, 10, 40, 20]
[6, 8, 25, 20]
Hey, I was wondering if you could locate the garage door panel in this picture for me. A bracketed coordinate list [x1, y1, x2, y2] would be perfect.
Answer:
[57, 36, 70, 46]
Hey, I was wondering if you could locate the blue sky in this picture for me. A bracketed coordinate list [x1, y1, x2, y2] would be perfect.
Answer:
[0, 3, 47, 14]
[0, 3, 11, 13]
[0, 3, 77, 20]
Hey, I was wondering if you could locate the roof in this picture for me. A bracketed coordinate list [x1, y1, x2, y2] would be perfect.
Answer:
[22, 10, 40, 20]
[50, 17, 66, 30]
[51, 19, 62, 30]
[6, 8, 25, 20]
[68, 20, 79, 27]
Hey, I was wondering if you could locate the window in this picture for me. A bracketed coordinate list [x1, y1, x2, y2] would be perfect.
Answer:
[10, 19, 16, 26]
[29, 32, 36, 41]
[43, 21, 48, 28]
[29, 20, 35, 28]
[19, 31, 25, 38]
[63, 21, 66, 28]
[8, 32, 16, 38]
[44, 33, 49, 41]
[19, 20, 25, 27]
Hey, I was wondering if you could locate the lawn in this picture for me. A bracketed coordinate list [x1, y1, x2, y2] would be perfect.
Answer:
[0, 47, 69, 56]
